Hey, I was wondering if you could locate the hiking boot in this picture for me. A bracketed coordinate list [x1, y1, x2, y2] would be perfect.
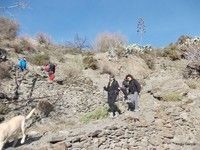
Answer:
[133, 109, 140, 112]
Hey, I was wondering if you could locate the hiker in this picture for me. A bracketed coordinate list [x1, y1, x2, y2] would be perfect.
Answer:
[104, 74, 121, 117]
[125, 74, 141, 112]
[44, 62, 56, 81]
[18, 57, 27, 72]
[120, 78, 129, 100]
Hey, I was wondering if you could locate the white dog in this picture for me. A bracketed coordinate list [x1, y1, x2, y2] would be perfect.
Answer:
[0, 108, 35, 150]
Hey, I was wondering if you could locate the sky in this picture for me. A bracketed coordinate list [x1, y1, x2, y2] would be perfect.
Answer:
[1, 0, 200, 47]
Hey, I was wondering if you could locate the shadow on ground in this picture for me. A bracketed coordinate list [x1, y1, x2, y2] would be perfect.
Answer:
[4, 135, 42, 149]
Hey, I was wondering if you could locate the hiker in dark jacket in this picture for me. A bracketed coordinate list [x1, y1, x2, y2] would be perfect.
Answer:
[125, 74, 141, 112]
[104, 74, 121, 117]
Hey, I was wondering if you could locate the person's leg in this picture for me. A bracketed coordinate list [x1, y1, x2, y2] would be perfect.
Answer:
[108, 101, 115, 116]
[0, 141, 6, 150]
[19, 66, 23, 72]
[133, 92, 139, 111]
[121, 87, 128, 100]
[114, 103, 121, 114]
[21, 120, 26, 144]
[128, 94, 134, 111]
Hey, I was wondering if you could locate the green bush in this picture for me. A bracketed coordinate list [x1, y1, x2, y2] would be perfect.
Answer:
[28, 53, 50, 66]
[162, 92, 183, 101]
[80, 106, 109, 123]
[83, 54, 98, 70]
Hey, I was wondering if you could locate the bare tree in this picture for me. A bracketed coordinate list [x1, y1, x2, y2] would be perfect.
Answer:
[137, 17, 146, 45]
[66, 34, 90, 51]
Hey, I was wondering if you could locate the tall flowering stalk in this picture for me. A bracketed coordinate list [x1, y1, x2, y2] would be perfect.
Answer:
[137, 17, 146, 45]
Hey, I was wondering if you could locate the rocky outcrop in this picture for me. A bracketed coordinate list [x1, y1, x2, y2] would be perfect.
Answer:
[148, 79, 189, 101]
[184, 61, 200, 78]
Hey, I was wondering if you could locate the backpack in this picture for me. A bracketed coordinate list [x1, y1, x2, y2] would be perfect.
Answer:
[49, 63, 55, 73]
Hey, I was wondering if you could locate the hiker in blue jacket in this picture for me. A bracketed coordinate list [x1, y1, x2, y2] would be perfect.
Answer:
[18, 57, 27, 72]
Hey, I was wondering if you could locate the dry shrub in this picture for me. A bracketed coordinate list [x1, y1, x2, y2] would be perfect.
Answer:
[162, 44, 181, 61]
[0, 63, 11, 79]
[95, 32, 126, 52]
[83, 54, 98, 70]
[36, 33, 51, 45]
[100, 65, 113, 75]
[12, 37, 36, 53]
[0, 17, 19, 40]
[28, 53, 50, 66]
[64, 47, 82, 54]
[64, 66, 81, 79]
[177, 35, 191, 45]
[139, 54, 155, 70]
[115, 46, 126, 58]
[61, 56, 83, 84]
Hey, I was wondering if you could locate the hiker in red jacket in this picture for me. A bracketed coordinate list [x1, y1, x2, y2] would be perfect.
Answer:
[44, 62, 56, 81]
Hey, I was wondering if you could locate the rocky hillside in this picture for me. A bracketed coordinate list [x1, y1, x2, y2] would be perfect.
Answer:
[0, 35, 200, 150]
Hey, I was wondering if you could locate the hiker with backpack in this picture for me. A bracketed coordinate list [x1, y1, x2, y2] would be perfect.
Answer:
[43, 62, 56, 81]
[104, 74, 121, 117]
[18, 57, 27, 72]
[125, 74, 141, 112]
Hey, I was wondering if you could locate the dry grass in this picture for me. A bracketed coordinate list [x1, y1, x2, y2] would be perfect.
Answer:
[185, 79, 197, 89]
[162, 92, 183, 101]
[61, 56, 83, 84]
[0, 63, 11, 79]
[28, 53, 50, 66]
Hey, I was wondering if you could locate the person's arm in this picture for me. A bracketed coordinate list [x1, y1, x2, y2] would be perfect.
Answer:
[24, 61, 27, 69]
[128, 81, 135, 94]
[104, 82, 110, 91]
[135, 80, 141, 93]
[114, 81, 120, 93]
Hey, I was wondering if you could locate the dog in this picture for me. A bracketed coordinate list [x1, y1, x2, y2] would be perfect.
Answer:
[0, 108, 35, 150]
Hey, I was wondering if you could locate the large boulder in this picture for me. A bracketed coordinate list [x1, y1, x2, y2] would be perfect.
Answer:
[37, 100, 54, 117]
[149, 79, 189, 101]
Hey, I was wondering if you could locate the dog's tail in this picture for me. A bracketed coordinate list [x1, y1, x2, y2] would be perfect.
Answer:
[25, 108, 36, 120]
